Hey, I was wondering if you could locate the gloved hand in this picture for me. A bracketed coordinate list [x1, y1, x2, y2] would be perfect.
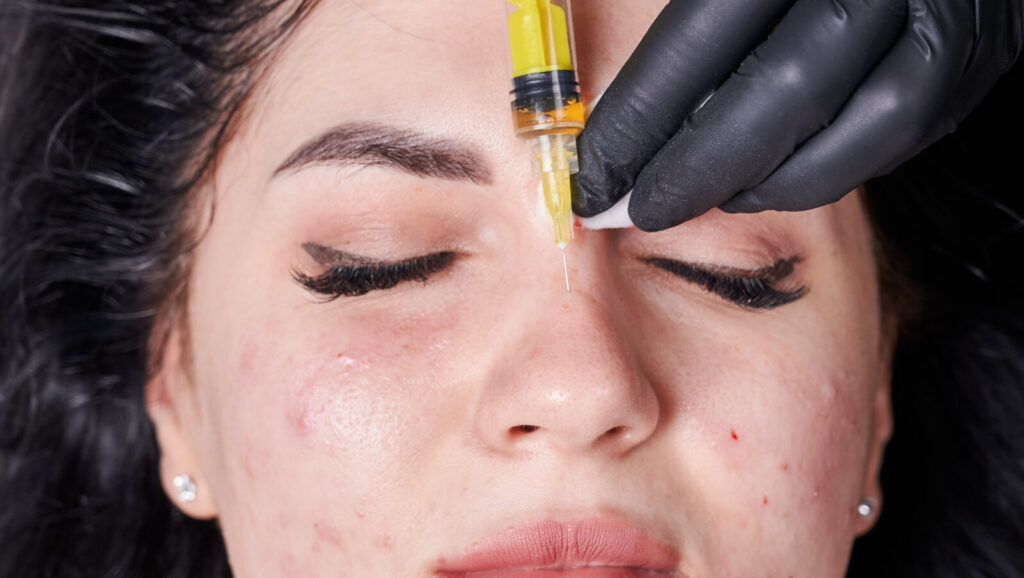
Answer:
[573, 0, 1023, 231]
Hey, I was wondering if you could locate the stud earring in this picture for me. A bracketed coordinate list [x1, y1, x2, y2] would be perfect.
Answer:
[857, 497, 877, 519]
[173, 474, 197, 504]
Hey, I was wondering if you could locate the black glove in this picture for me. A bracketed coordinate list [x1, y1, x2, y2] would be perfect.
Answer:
[573, 0, 1023, 231]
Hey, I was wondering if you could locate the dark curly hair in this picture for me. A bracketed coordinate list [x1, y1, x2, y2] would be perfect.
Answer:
[848, 62, 1024, 577]
[1, 1, 1022, 577]
[0, 1, 317, 576]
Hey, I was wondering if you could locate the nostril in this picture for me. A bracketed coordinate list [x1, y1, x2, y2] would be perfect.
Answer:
[509, 425, 540, 436]
[603, 425, 627, 437]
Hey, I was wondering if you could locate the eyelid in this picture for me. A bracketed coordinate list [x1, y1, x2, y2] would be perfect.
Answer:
[303, 242, 392, 267]
[644, 256, 807, 310]
[294, 254, 456, 299]
[694, 256, 800, 283]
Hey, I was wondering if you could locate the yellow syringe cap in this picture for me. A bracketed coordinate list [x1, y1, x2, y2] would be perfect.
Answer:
[506, 0, 576, 77]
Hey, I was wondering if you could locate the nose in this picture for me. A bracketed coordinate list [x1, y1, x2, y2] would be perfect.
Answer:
[472, 286, 661, 457]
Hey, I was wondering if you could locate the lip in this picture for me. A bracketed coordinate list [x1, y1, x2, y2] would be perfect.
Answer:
[436, 518, 680, 576]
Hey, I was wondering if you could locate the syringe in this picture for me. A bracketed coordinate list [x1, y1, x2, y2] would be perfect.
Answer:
[504, 0, 585, 292]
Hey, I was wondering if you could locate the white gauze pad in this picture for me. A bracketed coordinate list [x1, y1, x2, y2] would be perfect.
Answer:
[577, 191, 635, 230]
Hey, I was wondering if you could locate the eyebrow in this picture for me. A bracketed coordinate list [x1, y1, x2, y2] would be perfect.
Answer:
[273, 122, 492, 185]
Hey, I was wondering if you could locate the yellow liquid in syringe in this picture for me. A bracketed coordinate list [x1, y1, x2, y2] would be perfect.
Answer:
[512, 98, 585, 135]
[541, 168, 573, 247]
[514, 96, 583, 249]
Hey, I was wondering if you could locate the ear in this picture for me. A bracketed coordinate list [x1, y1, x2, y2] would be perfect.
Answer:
[855, 319, 897, 536]
[146, 313, 219, 519]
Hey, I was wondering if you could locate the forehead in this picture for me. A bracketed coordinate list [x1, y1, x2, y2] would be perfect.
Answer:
[226, 0, 874, 269]
[253, 2, 512, 130]
[241, 1, 667, 149]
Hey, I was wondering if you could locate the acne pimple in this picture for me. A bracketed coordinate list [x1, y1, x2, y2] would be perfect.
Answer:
[730, 428, 739, 441]
[780, 462, 789, 472]
[287, 395, 321, 439]
[335, 353, 359, 367]
[763, 495, 769, 505]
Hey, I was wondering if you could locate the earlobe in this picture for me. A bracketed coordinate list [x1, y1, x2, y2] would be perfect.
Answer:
[145, 321, 219, 519]
[856, 333, 896, 536]
[148, 390, 219, 519]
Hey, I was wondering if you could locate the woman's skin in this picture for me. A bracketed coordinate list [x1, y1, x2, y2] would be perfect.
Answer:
[147, 1, 894, 576]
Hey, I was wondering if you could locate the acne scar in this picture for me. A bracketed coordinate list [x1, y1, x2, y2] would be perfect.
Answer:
[313, 521, 344, 548]
[279, 553, 300, 574]
[780, 461, 789, 472]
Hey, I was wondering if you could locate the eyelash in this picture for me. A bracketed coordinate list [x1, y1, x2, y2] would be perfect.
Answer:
[293, 252, 456, 300]
[293, 251, 805, 310]
[645, 257, 806, 310]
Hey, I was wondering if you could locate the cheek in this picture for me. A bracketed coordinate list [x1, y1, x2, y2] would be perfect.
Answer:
[648, 323, 877, 575]
[203, 304, 469, 572]
[237, 299, 467, 440]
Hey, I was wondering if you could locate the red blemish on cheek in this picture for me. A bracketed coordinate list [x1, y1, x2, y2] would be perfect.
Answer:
[730, 429, 738, 441]
[780, 462, 790, 472]
[763, 495, 769, 505]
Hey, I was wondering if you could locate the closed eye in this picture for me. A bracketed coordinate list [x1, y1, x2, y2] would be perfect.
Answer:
[645, 256, 807, 310]
[293, 244, 456, 300]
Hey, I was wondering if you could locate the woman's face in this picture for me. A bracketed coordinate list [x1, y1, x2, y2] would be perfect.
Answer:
[148, 1, 894, 576]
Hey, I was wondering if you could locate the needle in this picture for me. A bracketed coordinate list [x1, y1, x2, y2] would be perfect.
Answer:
[561, 246, 570, 293]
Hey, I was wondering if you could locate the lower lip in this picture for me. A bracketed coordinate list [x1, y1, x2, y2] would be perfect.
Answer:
[439, 570, 672, 578]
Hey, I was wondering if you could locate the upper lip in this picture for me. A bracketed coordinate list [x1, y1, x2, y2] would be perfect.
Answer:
[435, 517, 680, 574]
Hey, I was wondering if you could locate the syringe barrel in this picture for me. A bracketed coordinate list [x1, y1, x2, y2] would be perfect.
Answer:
[505, 0, 585, 136]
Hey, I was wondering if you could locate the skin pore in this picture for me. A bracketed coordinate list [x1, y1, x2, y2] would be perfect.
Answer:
[146, 1, 894, 576]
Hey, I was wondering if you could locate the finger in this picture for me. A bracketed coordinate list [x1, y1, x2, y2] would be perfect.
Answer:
[625, 0, 907, 231]
[721, 0, 975, 214]
[573, 0, 795, 217]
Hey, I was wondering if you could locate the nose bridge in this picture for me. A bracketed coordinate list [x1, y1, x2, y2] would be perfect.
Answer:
[473, 284, 660, 456]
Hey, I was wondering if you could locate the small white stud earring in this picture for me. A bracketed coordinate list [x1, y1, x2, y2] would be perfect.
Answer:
[173, 474, 197, 504]
[857, 497, 877, 519]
